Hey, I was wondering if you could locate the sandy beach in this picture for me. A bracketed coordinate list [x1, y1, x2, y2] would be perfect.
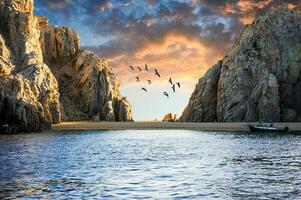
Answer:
[51, 122, 301, 132]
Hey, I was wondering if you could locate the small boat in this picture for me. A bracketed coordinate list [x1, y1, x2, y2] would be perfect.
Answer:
[247, 122, 289, 133]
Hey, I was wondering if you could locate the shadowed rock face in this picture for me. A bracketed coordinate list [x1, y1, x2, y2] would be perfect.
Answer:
[181, 8, 301, 122]
[0, 0, 132, 133]
[180, 62, 222, 122]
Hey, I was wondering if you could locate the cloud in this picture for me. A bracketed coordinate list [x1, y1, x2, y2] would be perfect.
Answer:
[79, 0, 237, 88]
[224, 0, 273, 24]
[147, 0, 161, 7]
[36, 0, 301, 89]
[199, 0, 300, 24]
[88, 31, 227, 90]
[157, 1, 197, 21]
[38, 0, 73, 12]
[82, 0, 113, 13]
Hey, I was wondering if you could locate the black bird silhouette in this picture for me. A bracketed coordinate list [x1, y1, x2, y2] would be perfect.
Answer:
[147, 80, 152, 84]
[145, 64, 149, 71]
[163, 92, 169, 98]
[142, 87, 147, 92]
[137, 66, 142, 71]
[129, 65, 134, 70]
[169, 78, 173, 85]
[176, 82, 181, 88]
[155, 69, 161, 78]
[172, 84, 176, 93]
[136, 76, 140, 82]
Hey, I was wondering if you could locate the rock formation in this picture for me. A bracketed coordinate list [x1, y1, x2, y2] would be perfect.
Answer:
[180, 8, 301, 122]
[0, 0, 60, 132]
[180, 62, 221, 122]
[0, 0, 133, 133]
[162, 113, 177, 122]
[38, 17, 133, 122]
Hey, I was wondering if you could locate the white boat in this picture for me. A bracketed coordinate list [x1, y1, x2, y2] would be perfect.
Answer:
[247, 122, 289, 132]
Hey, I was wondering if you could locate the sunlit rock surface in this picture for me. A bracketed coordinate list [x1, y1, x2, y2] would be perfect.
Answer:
[39, 20, 133, 122]
[163, 113, 177, 122]
[181, 8, 301, 122]
[0, 0, 133, 133]
[0, 0, 60, 133]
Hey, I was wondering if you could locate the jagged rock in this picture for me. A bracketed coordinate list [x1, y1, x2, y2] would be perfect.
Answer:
[180, 62, 221, 122]
[113, 97, 133, 121]
[0, 76, 50, 133]
[92, 113, 101, 122]
[39, 23, 133, 122]
[40, 25, 80, 65]
[37, 16, 48, 27]
[0, 0, 133, 133]
[0, 0, 61, 132]
[162, 113, 177, 122]
[282, 109, 297, 122]
[0, 35, 14, 76]
[181, 8, 301, 122]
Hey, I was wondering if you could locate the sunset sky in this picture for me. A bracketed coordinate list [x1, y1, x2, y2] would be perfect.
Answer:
[35, 0, 300, 121]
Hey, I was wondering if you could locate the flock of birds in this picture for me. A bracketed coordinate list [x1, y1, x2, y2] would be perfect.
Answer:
[129, 64, 181, 98]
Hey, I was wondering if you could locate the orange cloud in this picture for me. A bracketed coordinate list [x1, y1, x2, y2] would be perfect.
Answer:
[288, 3, 297, 9]
[287, 3, 301, 12]
[219, 3, 236, 15]
[219, 0, 274, 25]
[237, 0, 272, 12]
[107, 33, 225, 91]
[96, 2, 300, 92]
[238, 15, 256, 25]
[237, 0, 272, 24]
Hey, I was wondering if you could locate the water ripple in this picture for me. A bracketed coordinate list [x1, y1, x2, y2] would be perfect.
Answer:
[0, 130, 301, 199]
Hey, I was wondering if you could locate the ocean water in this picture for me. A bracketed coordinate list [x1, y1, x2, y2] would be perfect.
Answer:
[0, 130, 301, 199]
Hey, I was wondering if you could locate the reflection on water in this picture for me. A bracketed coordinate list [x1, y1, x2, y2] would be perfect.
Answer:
[1, 131, 301, 199]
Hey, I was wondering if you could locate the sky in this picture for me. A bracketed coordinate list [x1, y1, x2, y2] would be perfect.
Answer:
[34, 0, 301, 121]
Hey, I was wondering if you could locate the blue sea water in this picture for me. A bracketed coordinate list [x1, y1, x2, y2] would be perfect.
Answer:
[0, 130, 301, 199]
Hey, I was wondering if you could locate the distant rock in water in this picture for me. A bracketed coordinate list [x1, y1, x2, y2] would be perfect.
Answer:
[163, 113, 177, 122]
[0, 0, 133, 133]
[180, 8, 301, 122]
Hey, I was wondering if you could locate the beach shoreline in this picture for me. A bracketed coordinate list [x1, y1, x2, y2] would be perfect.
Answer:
[51, 122, 301, 132]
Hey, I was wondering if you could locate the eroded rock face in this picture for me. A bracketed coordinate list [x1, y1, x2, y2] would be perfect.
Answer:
[0, 76, 50, 132]
[0, 0, 133, 133]
[39, 24, 133, 122]
[180, 62, 221, 122]
[163, 113, 176, 122]
[0, 35, 14, 76]
[0, 0, 61, 132]
[180, 8, 301, 122]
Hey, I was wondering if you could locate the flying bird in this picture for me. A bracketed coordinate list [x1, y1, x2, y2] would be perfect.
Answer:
[137, 66, 142, 71]
[142, 87, 147, 92]
[147, 80, 152, 84]
[176, 82, 181, 88]
[129, 65, 134, 70]
[145, 64, 149, 71]
[155, 69, 161, 78]
[172, 84, 176, 93]
[169, 78, 173, 85]
[136, 76, 140, 82]
[163, 92, 169, 98]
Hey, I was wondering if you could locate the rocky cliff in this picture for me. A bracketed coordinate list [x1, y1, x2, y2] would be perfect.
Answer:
[0, 0, 133, 133]
[180, 8, 301, 122]
[38, 17, 133, 122]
